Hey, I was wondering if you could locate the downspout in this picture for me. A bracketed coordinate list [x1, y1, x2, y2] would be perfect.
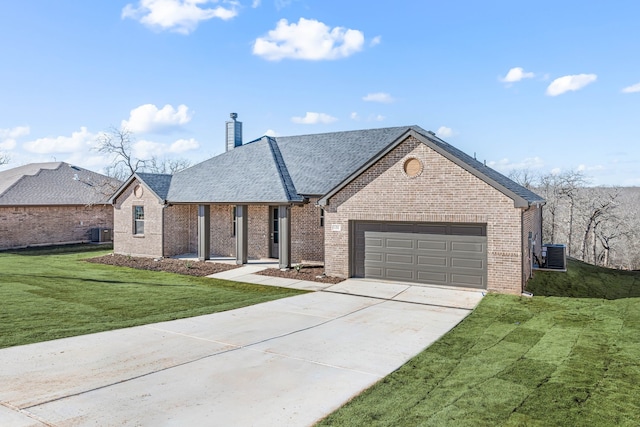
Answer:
[521, 203, 535, 293]
[522, 201, 544, 292]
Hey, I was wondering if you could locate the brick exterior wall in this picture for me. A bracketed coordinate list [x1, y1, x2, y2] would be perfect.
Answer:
[113, 179, 165, 258]
[0, 205, 113, 250]
[163, 204, 197, 256]
[291, 199, 325, 263]
[323, 135, 532, 294]
[140, 199, 324, 262]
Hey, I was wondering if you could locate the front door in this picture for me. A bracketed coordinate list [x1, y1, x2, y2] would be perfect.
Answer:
[270, 207, 279, 258]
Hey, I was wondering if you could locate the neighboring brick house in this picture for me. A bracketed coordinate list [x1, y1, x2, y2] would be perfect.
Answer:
[110, 117, 545, 294]
[0, 162, 119, 250]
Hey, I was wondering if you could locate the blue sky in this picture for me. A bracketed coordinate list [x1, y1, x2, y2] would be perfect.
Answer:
[1, 0, 639, 185]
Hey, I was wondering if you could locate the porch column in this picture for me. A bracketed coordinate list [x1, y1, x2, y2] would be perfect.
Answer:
[235, 205, 248, 265]
[278, 205, 291, 270]
[197, 204, 210, 261]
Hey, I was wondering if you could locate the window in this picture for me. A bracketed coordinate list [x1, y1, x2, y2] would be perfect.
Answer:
[320, 208, 325, 227]
[133, 206, 144, 235]
[272, 207, 279, 244]
[232, 206, 237, 236]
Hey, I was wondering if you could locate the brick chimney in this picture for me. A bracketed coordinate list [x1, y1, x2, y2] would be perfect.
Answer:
[225, 112, 242, 152]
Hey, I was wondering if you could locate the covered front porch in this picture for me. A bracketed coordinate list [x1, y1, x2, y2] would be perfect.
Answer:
[194, 204, 294, 270]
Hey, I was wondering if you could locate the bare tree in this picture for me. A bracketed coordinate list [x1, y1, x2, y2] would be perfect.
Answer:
[558, 170, 586, 257]
[96, 126, 193, 179]
[537, 173, 562, 243]
[95, 127, 146, 180]
[508, 169, 539, 190]
[146, 156, 191, 174]
[580, 187, 619, 265]
[0, 152, 9, 166]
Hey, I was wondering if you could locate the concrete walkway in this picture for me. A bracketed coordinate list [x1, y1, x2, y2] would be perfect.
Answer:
[0, 263, 483, 427]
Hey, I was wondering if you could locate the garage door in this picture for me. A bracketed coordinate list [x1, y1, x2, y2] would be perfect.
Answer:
[352, 222, 487, 289]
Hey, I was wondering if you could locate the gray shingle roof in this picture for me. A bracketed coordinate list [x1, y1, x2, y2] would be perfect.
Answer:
[0, 162, 121, 206]
[274, 126, 412, 196]
[166, 137, 303, 203]
[125, 125, 544, 208]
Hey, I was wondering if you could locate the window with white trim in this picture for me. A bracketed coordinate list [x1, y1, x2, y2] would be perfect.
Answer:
[133, 206, 144, 235]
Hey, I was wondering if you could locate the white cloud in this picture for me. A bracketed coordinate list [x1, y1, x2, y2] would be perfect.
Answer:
[23, 127, 95, 154]
[362, 92, 394, 103]
[488, 157, 545, 172]
[291, 112, 338, 124]
[133, 137, 199, 158]
[373, 114, 385, 122]
[122, 104, 193, 134]
[264, 129, 278, 137]
[546, 74, 597, 96]
[169, 138, 199, 152]
[622, 82, 640, 93]
[350, 112, 360, 120]
[0, 126, 30, 150]
[436, 126, 456, 138]
[253, 18, 365, 61]
[133, 139, 163, 159]
[370, 35, 382, 47]
[252, 0, 261, 6]
[500, 67, 535, 83]
[122, 0, 238, 35]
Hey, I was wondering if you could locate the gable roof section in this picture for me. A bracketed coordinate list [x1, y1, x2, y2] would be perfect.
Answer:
[318, 126, 545, 208]
[135, 172, 173, 201]
[166, 136, 304, 203]
[411, 127, 545, 207]
[108, 172, 172, 204]
[0, 162, 120, 206]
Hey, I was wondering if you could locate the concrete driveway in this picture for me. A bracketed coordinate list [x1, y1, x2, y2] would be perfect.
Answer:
[0, 280, 483, 427]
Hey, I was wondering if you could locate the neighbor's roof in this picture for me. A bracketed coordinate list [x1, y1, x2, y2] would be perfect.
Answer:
[0, 162, 121, 206]
[116, 125, 544, 207]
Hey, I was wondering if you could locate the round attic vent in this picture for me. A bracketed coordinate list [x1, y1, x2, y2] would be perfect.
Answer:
[134, 185, 144, 199]
[403, 157, 423, 178]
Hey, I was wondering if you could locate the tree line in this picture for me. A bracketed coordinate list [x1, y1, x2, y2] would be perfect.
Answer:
[510, 170, 640, 270]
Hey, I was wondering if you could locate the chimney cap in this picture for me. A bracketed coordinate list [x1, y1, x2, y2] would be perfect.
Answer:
[230, 112, 238, 120]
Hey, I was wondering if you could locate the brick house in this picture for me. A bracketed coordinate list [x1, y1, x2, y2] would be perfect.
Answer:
[110, 117, 545, 294]
[0, 162, 119, 250]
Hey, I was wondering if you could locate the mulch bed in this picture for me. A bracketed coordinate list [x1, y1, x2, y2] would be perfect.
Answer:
[86, 254, 241, 277]
[257, 265, 344, 284]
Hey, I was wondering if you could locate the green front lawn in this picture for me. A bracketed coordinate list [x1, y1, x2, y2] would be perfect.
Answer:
[319, 260, 640, 426]
[0, 246, 304, 349]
